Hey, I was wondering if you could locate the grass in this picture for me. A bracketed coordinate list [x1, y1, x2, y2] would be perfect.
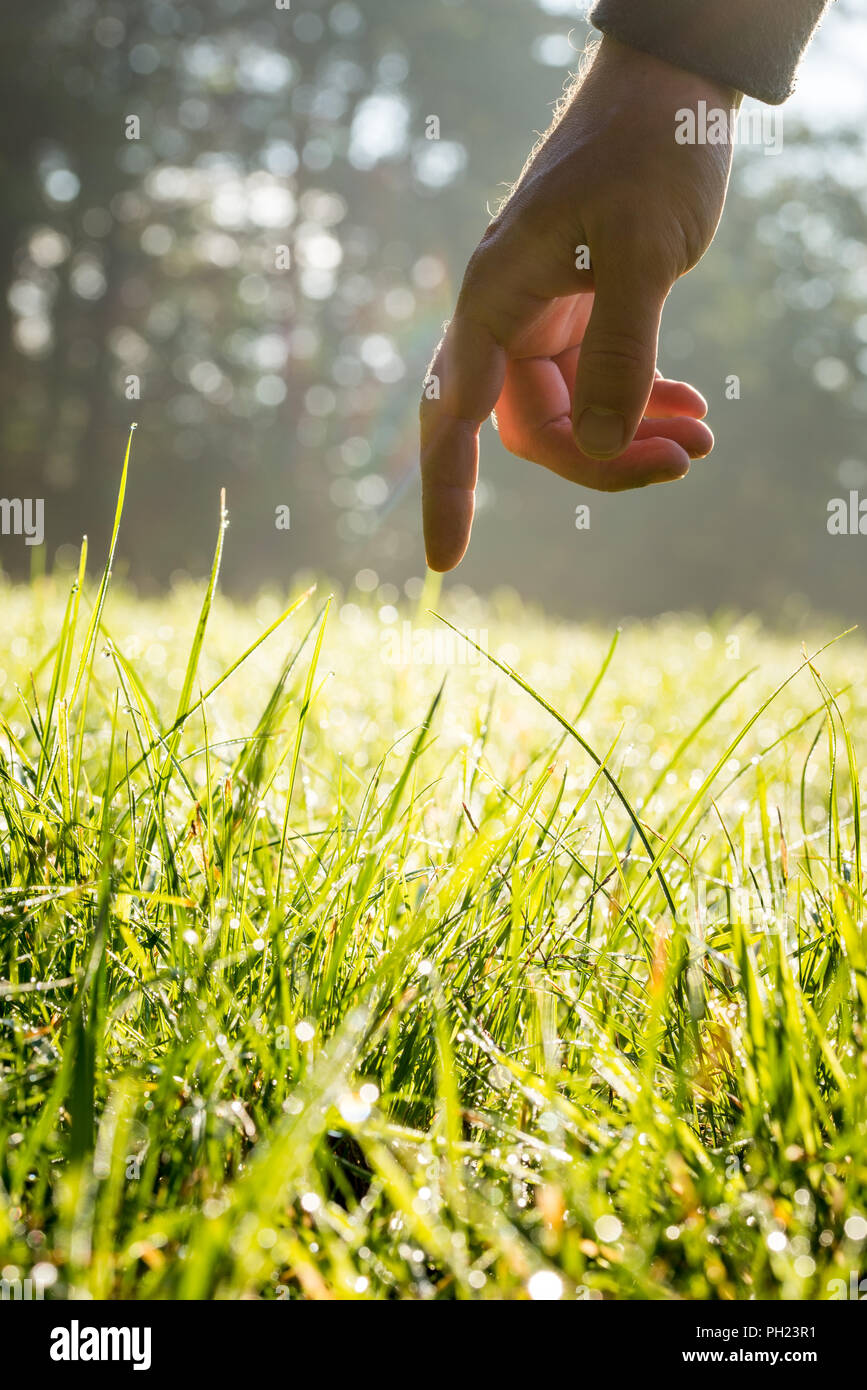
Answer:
[1, 431, 867, 1301]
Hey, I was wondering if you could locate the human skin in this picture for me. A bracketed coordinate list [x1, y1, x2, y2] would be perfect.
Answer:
[419, 35, 743, 572]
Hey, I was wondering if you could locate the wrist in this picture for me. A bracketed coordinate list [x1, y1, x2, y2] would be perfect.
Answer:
[592, 34, 743, 115]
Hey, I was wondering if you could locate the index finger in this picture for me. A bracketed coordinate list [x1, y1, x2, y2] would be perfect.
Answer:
[420, 312, 506, 571]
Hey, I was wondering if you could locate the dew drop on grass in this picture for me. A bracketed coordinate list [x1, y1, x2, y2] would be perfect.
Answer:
[338, 1092, 370, 1124]
[527, 1270, 563, 1301]
[594, 1215, 622, 1243]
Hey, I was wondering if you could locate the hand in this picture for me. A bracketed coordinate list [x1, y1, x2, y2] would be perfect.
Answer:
[420, 36, 741, 572]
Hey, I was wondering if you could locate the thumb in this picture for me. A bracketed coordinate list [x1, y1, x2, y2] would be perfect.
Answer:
[572, 252, 672, 460]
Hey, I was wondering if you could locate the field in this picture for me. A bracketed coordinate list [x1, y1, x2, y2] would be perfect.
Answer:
[1, 453, 867, 1301]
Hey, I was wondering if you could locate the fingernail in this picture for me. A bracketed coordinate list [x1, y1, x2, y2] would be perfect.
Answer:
[577, 407, 625, 457]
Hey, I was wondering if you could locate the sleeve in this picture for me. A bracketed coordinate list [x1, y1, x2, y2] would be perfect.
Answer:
[587, 0, 835, 104]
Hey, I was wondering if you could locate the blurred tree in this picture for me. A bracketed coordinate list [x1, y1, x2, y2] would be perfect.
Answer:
[0, 0, 865, 627]
[0, 0, 570, 585]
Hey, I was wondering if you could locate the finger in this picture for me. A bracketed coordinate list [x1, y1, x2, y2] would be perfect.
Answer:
[646, 376, 708, 419]
[571, 252, 672, 459]
[495, 357, 705, 487]
[420, 313, 505, 571]
[634, 415, 713, 455]
[543, 422, 693, 489]
[557, 349, 707, 422]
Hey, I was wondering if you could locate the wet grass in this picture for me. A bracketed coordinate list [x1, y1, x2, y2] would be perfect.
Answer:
[1, 429, 866, 1300]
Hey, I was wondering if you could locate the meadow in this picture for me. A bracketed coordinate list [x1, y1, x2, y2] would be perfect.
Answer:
[1, 441, 866, 1301]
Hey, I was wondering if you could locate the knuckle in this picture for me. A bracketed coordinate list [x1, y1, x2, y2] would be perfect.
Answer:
[583, 330, 650, 375]
[592, 210, 683, 286]
[495, 423, 525, 461]
[459, 245, 497, 305]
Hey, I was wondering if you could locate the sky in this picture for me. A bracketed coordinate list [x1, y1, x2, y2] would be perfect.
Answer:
[788, 9, 867, 126]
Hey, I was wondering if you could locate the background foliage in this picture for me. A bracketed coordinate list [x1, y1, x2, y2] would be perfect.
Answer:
[1, 0, 866, 621]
